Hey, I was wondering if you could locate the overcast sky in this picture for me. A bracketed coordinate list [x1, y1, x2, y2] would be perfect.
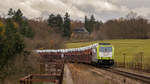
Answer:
[0, 0, 150, 21]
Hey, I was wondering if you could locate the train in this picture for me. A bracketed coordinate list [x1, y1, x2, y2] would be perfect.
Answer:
[36, 43, 114, 67]
[91, 43, 114, 67]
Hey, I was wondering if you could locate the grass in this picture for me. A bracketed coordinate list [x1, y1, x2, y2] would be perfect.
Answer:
[66, 39, 150, 64]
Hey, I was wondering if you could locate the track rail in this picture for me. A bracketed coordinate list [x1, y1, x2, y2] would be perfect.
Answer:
[103, 68, 150, 84]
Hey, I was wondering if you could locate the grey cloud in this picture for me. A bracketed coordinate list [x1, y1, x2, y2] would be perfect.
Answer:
[75, 4, 96, 14]
[0, 0, 150, 21]
[108, 0, 150, 9]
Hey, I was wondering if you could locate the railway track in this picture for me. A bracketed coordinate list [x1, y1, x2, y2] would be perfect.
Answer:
[109, 68, 150, 84]
[92, 67, 150, 84]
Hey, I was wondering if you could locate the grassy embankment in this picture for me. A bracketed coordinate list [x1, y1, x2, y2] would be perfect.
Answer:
[66, 39, 150, 64]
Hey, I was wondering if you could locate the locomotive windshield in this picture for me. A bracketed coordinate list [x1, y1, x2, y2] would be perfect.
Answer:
[99, 47, 113, 57]
[100, 47, 112, 52]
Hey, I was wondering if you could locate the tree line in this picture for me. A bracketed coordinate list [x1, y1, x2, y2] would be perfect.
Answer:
[93, 16, 150, 40]
[47, 13, 103, 37]
[47, 12, 150, 40]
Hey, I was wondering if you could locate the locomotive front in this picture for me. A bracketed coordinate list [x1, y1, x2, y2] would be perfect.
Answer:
[92, 43, 114, 67]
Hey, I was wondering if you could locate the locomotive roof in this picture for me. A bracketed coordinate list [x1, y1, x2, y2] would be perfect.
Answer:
[99, 43, 111, 45]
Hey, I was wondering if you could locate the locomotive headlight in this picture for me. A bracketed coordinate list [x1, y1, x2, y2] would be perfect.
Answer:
[110, 60, 112, 63]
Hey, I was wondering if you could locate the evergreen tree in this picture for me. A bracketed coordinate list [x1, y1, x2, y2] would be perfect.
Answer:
[56, 14, 63, 29]
[63, 12, 71, 37]
[48, 14, 63, 30]
[84, 14, 96, 33]
[20, 20, 34, 38]
[13, 9, 23, 23]
[89, 14, 95, 33]
[7, 8, 34, 38]
[90, 14, 95, 22]
[84, 16, 88, 30]
[8, 8, 14, 17]
[48, 14, 55, 27]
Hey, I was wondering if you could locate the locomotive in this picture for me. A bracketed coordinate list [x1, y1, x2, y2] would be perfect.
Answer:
[36, 43, 114, 67]
[91, 43, 114, 67]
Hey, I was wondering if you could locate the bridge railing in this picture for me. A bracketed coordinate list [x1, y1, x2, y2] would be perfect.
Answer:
[20, 59, 64, 84]
[20, 74, 60, 84]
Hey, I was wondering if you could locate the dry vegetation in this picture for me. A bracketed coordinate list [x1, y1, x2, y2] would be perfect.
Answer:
[71, 21, 84, 29]
[92, 18, 150, 40]
[1, 52, 40, 84]
[68, 64, 145, 84]
[26, 20, 65, 50]
[68, 64, 110, 84]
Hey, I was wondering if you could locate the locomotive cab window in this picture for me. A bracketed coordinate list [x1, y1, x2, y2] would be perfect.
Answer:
[100, 47, 112, 52]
